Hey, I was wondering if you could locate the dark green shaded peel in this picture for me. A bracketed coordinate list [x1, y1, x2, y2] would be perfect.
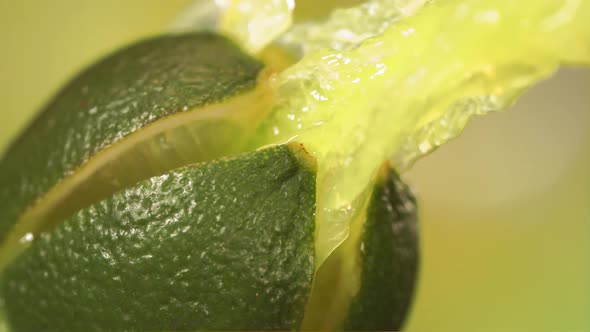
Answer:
[2, 144, 316, 332]
[0, 32, 264, 242]
[344, 166, 419, 331]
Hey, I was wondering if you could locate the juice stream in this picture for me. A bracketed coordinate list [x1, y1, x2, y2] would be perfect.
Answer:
[175, 0, 590, 266]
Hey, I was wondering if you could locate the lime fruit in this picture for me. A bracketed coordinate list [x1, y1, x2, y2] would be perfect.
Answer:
[344, 165, 419, 330]
[0, 32, 272, 267]
[2, 144, 317, 331]
[302, 164, 419, 331]
[0, 31, 419, 331]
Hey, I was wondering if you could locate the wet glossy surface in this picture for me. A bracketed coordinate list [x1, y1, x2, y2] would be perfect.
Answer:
[245, 0, 590, 264]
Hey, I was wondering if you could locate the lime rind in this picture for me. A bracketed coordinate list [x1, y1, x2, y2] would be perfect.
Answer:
[2, 145, 316, 331]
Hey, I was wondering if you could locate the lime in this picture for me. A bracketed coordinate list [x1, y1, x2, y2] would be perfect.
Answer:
[344, 165, 419, 330]
[302, 163, 419, 331]
[2, 144, 316, 331]
[0, 30, 419, 331]
[3, 0, 589, 328]
[0, 32, 272, 267]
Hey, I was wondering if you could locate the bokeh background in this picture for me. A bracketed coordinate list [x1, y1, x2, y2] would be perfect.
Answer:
[0, 1, 588, 331]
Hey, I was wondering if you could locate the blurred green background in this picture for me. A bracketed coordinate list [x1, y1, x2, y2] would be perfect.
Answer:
[0, 1, 588, 331]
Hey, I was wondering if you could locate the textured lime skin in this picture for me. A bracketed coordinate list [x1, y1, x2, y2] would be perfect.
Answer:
[0, 33, 263, 241]
[2, 145, 316, 331]
[345, 168, 419, 331]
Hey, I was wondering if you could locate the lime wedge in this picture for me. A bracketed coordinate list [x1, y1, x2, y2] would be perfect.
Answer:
[0, 33, 272, 268]
[2, 144, 316, 331]
[344, 165, 418, 330]
[302, 163, 419, 331]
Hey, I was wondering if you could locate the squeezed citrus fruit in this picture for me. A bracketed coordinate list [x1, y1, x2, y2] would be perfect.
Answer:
[0, 33, 271, 269]
[0, 0, 589, 330]
[0, 31, 418, 331]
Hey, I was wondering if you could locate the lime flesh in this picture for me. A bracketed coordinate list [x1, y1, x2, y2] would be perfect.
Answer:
[223, 0, 590, 266]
